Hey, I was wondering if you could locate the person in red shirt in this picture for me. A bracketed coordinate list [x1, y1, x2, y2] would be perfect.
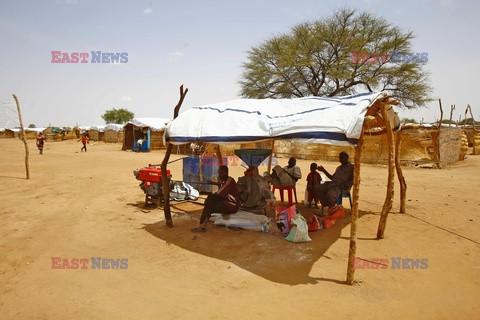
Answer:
[36, 132, 45, 155]
[192, 165, 240, 232]
[79, 133, 89, 152]
[306, 163, 322, 208]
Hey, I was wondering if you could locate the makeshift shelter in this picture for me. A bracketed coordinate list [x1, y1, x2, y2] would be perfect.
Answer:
[122, 118, 170, 151]
[272, 124, 463, 167]
[104, 124, 124, 143]
[44, 126, 76, 141]
[0, 128, 14, 138]
[162, 92, 405, 285]
[87, 125, 106, 141]
[23, 127, 47, 140]
[463, 126, 480, 154]
[5, 128, 20, 139]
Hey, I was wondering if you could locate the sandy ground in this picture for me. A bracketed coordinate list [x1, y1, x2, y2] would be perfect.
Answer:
[0, 138, 479, 319]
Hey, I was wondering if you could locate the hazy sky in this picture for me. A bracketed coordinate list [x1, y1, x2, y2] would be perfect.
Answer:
[0, 0, 478, 128]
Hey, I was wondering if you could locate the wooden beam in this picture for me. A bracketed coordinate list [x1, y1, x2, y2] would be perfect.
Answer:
[346, 130, 364, 285]
[467, 104, 476, 155]
[267, 139, 275, 173]
[395, 130, 407, 213]
[13, 94, 30, 180]
[161, 85, 188, 228]
[215, 144, 223, 166]
[377, 103, 395, 239]
[449, 105, 455, 127]
[437, 98, 443, 130]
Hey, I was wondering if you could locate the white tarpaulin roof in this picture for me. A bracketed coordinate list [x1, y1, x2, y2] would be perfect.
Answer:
[125, 118, 170, 132]
[165, 92, 393, 146]
[105, 124, 124, 131]
[25, 127, 47, 133]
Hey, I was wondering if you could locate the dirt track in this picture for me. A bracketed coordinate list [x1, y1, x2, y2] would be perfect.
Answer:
[1, 139, 479, 319]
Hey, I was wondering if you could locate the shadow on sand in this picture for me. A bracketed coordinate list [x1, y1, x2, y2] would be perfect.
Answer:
[142, 203, 372, 286]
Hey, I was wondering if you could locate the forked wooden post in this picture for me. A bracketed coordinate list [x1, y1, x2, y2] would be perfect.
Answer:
[161, 85, 188, 228]
[377, 103, 395, 239]
[13, 94, 30, 180]
[346, 131, 365, 285]
[395, 130, 407, 213]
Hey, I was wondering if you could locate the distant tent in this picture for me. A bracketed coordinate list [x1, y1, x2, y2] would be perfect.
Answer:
[0, 128, 14, 138]
[24, 127, 47, 140]
[122, 118, 170, 151]
[104, 124, 124, 143]
[44, 126, 76, 141]
[87, 125, 106, 141]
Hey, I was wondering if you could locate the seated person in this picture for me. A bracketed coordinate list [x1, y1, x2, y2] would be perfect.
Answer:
[315, 151, 354, 212]
[271, 157, 302, 187]
[237, 166, 275, 211]
[192, 166, 240, 232]
[136, 138, 144, 151]
[306, 162, 322, 208]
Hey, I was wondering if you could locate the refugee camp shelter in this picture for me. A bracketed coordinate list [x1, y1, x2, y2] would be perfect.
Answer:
[270, 123, 464, 167]
[4, 128, 20, 138]
[44, 126, 77, 141]
[87, 125, 106, 141]
[104, 124, 124, 143]
[0, 128, 15, 138]
[122, 118, 170, 151]
[162, 92, 405, 285]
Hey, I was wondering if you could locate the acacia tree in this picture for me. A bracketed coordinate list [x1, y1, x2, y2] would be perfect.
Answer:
[101, 108, 134, 124]
[240, 8, 432, 108]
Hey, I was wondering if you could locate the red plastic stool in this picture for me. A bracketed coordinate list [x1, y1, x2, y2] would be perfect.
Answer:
[272, 186, 298, 207]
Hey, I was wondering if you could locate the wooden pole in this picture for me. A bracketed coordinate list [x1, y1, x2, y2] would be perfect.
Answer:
[346, 131, 364, 285]
[435, 99, 443, 168]
[377, 103, 395, 239]
[438, 99, 443, 129]
[161, 85, 188, 228]
[449, 105, 455, 127]
[394, 130, 407, 213]
[215, 144, 223, 166]
[13, 94, 30, 180]
[267, 139, 275, 173]
[467, 104, 476, 155]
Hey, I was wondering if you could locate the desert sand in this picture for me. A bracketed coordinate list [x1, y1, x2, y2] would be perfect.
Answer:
[1, 138, 479, 319]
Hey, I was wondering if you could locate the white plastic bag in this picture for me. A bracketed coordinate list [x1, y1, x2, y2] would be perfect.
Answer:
[285, 214, 312, 242]
[213, 211, 270, 232]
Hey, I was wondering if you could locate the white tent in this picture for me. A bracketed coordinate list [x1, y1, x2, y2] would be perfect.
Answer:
[126, 118, 170, 132]
[165, 92, 397, 146]
[161, 91, 405, 286]
[104, 123, 124, 131]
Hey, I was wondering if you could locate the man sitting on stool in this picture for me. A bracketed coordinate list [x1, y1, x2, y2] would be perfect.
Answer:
[315, 151, 354, 214]
[192, 165, 240, 232]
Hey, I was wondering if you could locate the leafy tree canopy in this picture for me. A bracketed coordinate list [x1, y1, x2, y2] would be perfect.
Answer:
[240, 8, 432, 108]
[101, 108, 134, 124]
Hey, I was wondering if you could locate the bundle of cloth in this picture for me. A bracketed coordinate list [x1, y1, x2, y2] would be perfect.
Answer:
[237, 167, 275, 212]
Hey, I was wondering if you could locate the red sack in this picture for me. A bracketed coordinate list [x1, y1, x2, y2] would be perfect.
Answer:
[307, 215, 320, 231]
[323, 205, 345, 228]
[322, 217, 335, 228]
[327, 205, 345, 219]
